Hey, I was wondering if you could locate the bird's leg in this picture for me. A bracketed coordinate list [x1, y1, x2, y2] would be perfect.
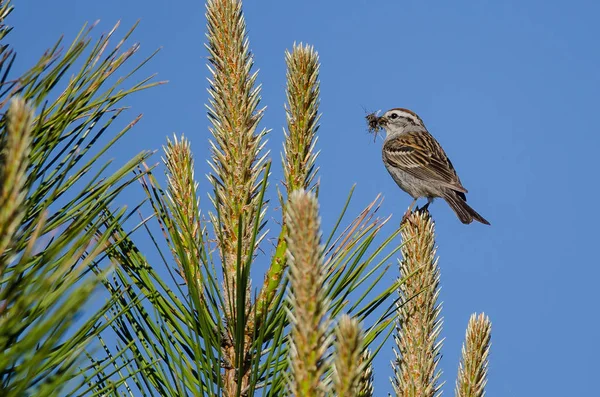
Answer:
[418, 197, 434, 212]
[408, 198, 418, 212]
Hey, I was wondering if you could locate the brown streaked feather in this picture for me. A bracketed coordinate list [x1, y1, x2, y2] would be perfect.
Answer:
[382, 130, 468, 193]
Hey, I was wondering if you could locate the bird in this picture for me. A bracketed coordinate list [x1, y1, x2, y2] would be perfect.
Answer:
[372, 108, 490, 225]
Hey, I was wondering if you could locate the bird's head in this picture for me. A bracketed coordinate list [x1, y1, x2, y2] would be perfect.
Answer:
[377, 108, 424, 135]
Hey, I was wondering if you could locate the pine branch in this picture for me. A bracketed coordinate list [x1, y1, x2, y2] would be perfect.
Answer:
[286, 190, 330, 397]
[455, 313, 492, 397]
[392, 210, 443, 397]
[283, 42, 321, 193]
[357, 349, 375, 397]
[256, 42, 321, 323]
[205, 0, 269, 393]
[0, 15, 158, 395]
[333, 315, 364, 397]
[205, 0, 267, 318]
[163, 134, 204, 299]
[0, 97, 33, 270]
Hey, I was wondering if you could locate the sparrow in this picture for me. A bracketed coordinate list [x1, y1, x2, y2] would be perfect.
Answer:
[369, 108, 490, 225]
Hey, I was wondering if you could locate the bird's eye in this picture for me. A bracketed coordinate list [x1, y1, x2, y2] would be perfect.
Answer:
[390, 113, 398, 119]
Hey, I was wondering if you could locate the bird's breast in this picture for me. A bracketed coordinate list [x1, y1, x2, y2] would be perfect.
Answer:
[384, 163, 440, 199]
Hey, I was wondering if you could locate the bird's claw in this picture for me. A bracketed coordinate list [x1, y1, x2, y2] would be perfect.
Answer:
[416, 202, 430, 213]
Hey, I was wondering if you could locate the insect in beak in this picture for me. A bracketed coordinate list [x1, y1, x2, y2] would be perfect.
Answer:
[366, 111, 383, 142]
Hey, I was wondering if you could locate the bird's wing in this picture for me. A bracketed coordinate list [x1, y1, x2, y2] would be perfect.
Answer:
[382, 130, 468, 193]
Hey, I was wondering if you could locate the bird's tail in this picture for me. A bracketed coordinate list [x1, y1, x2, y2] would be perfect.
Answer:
[443, 191, 490, 225]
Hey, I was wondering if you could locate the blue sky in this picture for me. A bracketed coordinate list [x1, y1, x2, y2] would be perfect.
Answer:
[12, 0, 600, 395]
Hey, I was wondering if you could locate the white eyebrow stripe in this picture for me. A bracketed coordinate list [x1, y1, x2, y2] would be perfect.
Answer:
[388, 110, 423, 125]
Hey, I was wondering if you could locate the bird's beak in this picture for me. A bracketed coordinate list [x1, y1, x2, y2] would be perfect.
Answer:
[376, 115, 388, 126]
